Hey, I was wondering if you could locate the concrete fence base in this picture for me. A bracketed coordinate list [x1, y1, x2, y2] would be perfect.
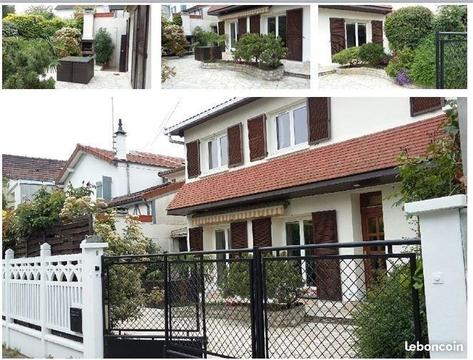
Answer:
[201, 61, 285, 81]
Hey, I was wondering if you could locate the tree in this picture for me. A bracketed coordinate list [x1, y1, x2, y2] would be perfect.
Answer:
[53, 27, 82, 57]
[172, 13, 182, 26]
[161, 20, 187, 56]
[94, 28, 114, 65]
[2, 5, 15, 18]
[25, 5, 54, 20]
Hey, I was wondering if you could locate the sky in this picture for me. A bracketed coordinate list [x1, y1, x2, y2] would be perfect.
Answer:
[0, 93, 231, 161]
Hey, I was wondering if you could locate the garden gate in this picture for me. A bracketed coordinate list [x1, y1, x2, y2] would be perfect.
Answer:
[102, 239, 424, 358]
[436, 31, 467, 89]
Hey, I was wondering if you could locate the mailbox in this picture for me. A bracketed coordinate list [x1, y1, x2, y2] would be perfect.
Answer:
[70, 307, 82, 333]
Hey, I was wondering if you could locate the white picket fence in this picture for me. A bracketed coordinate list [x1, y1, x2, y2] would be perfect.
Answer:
[2, 239, 107, 358]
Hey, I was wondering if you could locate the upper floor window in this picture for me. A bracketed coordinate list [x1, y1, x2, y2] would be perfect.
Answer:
[276, 104, 308, 151]
[208, 134, 228, 170]
[346, 22, 366, 48]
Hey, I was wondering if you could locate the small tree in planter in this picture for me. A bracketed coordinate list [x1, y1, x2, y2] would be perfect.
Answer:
[192, 27, 226, 62]
[95, 27, 114, 66]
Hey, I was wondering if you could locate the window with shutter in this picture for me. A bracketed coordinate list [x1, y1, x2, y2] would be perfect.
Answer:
[307, 98, 331, 144]
[186, 140, 200, 178]
[102, 176, 112, 200]
[227, 123, 243, 167]
[248, 114, 267, 162]
[410, 98, 444, 117]
[271, 102, 308, 154]
[96, 181, 103, 199]
[252, 217, 272, 247]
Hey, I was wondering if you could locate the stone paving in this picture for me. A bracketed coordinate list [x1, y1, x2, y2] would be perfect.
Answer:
[319, 72, 409, 90]
[45, 66, 132, 89]
[162, 55, 310, 90]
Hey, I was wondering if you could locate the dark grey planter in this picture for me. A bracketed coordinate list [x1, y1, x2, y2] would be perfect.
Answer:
[194, 46, 223, 62]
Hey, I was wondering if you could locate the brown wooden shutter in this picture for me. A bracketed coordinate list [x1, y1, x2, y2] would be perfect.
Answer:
[218, 21, 225, 35]
[186, 140, 200, 178]
[371, 21, 383, 45]
[410, 98, 444, 117]
[307, 98, 331, 144]
[227, 123, 243, 167]
[252, 218, 272, 247]
[286, 8, 303, 61]
[230, 221, 248, 249]
[189, 227, 203, 251]
[238, 17, 247, 36]
[249, 15, 260, 33]
[311, 210, 342, 301]
[329, 18, 346, 55]
[247, 114, 267, 162]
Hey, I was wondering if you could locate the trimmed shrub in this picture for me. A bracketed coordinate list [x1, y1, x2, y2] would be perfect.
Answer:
[385, 48, 415, 78]
[53, 27, 82, 58]
[232, 33, 264, 63]
[2, 37, 56, 89]
[358, 43, 386, 66]
[95, 28, 114, 65]
[385, 6, 433, 51]
[332, 46, 361, 66]
[259, 34, 287, 69]
[433, 5, 467, 32]
[409, 35, 436, 88]
[232, 33, 286, 69]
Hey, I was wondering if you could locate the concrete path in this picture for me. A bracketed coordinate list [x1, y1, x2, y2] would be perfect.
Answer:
[162, 56, 309, 90]
[319, 73, 409, 90]
[45, 66, 132, 89]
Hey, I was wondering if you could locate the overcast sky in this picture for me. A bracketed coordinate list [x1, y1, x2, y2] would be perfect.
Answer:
[0, 93, 231, 160]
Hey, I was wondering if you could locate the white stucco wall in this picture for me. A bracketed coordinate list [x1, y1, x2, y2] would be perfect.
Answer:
[94, 16, 128, 69]
[63, 153, 167, 198]
[183, 97, 445, 181]
[317, 8, 389, 65]
[182, 7, 218, 36]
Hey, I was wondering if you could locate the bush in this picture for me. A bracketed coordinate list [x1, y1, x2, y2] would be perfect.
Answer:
[161, 19, 187, 56]
[232, 33, 286, 69]
[433, 5, 467, 32]
[409, 35, 436, 88]
[386, 48, 415, 78]
[2, 37, 56, 89]
[53, 27, 82, 58]
[232, 33, 264, 63]
[385, 6, 433, 51]
[2, 5, 15, 18]
[192, 27, 226, 47]
[161, 59, 175, 83]
[259, 34, 287, 69]
[332, 46, 361, 66]
[25, 5, 54, 20]
[3, 14, 67, 39]
[95, 28, 114, 65]
[358, 43, 386, 66]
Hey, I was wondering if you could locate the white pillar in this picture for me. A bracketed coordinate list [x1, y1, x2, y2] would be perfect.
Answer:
[80, 236, 108, 358]
[405, 194, 467, 358]
[4, 248, 14, 348]
[40, 243, 51, 357]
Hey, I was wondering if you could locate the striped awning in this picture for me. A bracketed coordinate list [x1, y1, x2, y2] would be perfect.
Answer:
[219, 6, 270, 21]
[192, 204, 285, 226]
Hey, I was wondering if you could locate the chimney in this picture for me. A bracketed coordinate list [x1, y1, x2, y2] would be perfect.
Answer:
[82, 8, 95, 40]
[114, 119, 127, 160]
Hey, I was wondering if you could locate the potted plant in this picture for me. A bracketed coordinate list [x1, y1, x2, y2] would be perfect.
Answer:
[192, 27, 226, 62]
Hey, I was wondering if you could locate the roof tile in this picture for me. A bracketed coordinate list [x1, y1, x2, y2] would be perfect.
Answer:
[2, 154, 65, 182]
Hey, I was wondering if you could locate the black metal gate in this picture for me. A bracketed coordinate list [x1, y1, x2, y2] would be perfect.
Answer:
[436, 31, 467, 89]
[102, 240, 424, 358]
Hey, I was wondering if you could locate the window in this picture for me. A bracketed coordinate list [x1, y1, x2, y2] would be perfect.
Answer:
[275, 104, 308, 150]
[268, 17, 276, 34]
[230, 22, 237, 48]
[267, 15, 287, 45]
[285, 219, 315, 285]
[215, 229, 229, 285]
[346, 22, 367, 48]
[96, 181, 103, 198]
[208, 134, 228, 170]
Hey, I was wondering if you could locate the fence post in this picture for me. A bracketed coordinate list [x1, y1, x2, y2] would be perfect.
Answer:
[80, 236, 108, 358]
[40, 243, 52, 357]
[252, 247, 265, 358]
[4, 248, 14, 348]
[405, 194, 467, 358]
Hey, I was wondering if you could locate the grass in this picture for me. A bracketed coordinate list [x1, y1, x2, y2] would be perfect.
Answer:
[2, 346, 27, 358]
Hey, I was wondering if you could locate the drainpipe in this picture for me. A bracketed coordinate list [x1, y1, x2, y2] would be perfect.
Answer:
[126, 162, 131, 195]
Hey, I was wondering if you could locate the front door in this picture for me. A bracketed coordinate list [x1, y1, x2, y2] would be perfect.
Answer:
[360, 192, 386, 287]
[286, 8, 303, 61]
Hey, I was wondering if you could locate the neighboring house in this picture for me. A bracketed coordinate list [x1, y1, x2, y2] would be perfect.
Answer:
[318, 5, 392, 66]
[161, 5, 172, 20]
[166, 97, 446, 301]
[208, 5, 311, 63]
[108, 166, 188, 251]
[2, 154, 65, 208]
[180, 5, 219, 42]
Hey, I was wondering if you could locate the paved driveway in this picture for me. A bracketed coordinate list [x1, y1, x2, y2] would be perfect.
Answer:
[45, 66, 132, 89]
[162, 56, 309, 90]
[319, 73, 409, 90]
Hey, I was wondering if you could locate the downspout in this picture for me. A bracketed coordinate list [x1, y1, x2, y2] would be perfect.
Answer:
[126, 162, 131, 194]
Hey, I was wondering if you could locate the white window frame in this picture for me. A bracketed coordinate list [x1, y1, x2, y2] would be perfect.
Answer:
[269, 101, 309, 156]
[265, 13, 286, 38]
[229, 21, 238, 49]
[283, 217, 313, 285]
[345, 21, 368, 48]
[205, 132, 229, 173]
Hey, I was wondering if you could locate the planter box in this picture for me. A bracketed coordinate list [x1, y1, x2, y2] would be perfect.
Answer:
[201, 61, 284, 81]
[57, 56, 94, 84]
[194, 46, 223, 62]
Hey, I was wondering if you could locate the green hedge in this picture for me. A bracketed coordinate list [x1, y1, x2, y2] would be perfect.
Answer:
[332, 46, 361, 66]
[358, 43, 386, 66]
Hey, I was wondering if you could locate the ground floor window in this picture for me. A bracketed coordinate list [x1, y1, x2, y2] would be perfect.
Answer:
[267, 15, 287, 46]
[285, 219, 315, 286]
[346, 22, 367, 48]
[215, 229, 229, 285]
[173, 237, 188, 252]
[230, 22, 237, 48]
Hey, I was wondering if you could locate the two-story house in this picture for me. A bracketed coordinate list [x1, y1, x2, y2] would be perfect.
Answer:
[208, 5, 311, 64]
[166, 97, 446, 301]
[317, 5, 392, 67]
[180, 5, 219, 43]
[2, 154, 65, 208]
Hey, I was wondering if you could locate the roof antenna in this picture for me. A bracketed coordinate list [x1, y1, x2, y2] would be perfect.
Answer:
[111, 97, 116, 152]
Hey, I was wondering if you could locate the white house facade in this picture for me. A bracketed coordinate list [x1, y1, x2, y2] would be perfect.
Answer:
[181, 5, 219, 41]
[166, 97, 446, 301]
[317, 5, 391, 66]
[208, 5, 311, 63]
